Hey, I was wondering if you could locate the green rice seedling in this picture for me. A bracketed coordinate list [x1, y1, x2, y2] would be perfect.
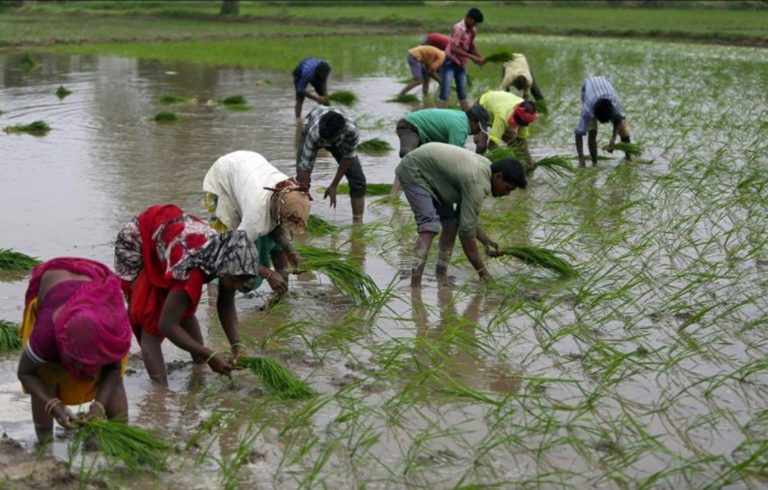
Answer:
[236, 355, 314, 400]
[294, 244, 379, 305]
[484, 145, 525, 162]
[70, 419, 171, 472]
[19, 53, 39, 70]
[484, 49, 513, 63]
[218, 95, 250, 110]
[336, 182, 393, 196]
[152, 111, 178, 122]
[495, 245, 578, 278]
[535, 98, 548, 114]
[306, 214, 340, 235]
[386, 94, 420, 104]
[329, 90, 357, 106]
[357, 138, 392, 154]
[0, 320, 21, 353]
[157, 93, 192, 105]
[4, 121, 51, 136]
[534, 155, 574, 178]
[0, 248, 40, 272]
[55, 85, 72, 99]
[612, 142, 643, 157]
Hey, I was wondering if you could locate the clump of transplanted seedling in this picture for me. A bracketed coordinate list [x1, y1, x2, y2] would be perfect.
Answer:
[19, 53, 39, 70]
[4, 121, 51, 136]
[294, 244, 379, 305]
[495, 245, 578, 278]
[306, 214, 340, 235]
[70, 419, 171, 472]
[336, 182, 393, 196]
[0, 320, 21, 353]
[611, 142, 643, 157]
[0, 248, 40, 273]
[55, 86, 72, 99]
[485, 145, 525, 162]
[329, 90, 357, 106]
[386, 94, 420, 104]
[483, 49, 514, 63]
[357, 138, 392, 155]
[534, 155, 574, 177]
[214, 95, 250, 111]
[153, 111, 178, 122]
[236, 356, 314, 400]
[157, 93, 193, 105]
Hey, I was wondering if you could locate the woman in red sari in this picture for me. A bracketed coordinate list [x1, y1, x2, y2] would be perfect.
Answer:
[115, 204, 259, 386]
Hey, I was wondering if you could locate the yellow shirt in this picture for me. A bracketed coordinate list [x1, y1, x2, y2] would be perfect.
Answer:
[479, 91, 530, 145]
[408, 45, 446, 73]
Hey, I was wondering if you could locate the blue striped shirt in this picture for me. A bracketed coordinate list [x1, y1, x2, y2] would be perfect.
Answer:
[575, 76, 624, 136]
[297, 106, 359, 173]
[294, 58, 328, 95]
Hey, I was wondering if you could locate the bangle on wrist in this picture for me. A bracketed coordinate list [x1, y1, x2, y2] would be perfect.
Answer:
[45, 397, 62, 415]
[206, 351, 219, 364]
[231, 342, 243, 351]
[91, 400, 106, 416]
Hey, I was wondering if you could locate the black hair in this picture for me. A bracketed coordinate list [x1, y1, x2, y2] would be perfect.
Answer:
[467, 7, 483, 23]
[593, 98, 615, 123]
[512, 75, 528, 91]
[319, 111, 346, 140]
[316, 62, 331, 78]
[491, 158, 527, 190]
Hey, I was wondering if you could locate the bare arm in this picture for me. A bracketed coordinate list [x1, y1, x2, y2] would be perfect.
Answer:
[18, 351, 75, 428]
[324, 157, 354, 208]
[587, 129, 598, 165]
[475, 227, 499, 256]
[460, 237, 491, 282]
[575, 133, 586, 167]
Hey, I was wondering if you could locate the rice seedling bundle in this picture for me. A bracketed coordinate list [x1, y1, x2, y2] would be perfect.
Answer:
[336, 182, 393, 196]
[72, 419, 171, 472]
[307, 214, 339, 235]
[357, 138, 392, 154]
[4, 121, 51, 136]
[496, 245, 578, 278]
[153, 111, 178, 122]
[236, 355, 314, 400]
[218, 95, 250, 110]
[295, 244, 379, 304]
[534, 155, 574, 177]
[20, 53, 39, 70]
[484, 50, 514, 63]
[0, 320, 21, 353]
[329, 90, 357, 106]
[158, 93, 189, 105]
[386, 94, 420, 104]
[55, 86, 72, 99]
[0, 248, 40, 272]
[612, 142, 643, 157]
[484, 146, 525, 162]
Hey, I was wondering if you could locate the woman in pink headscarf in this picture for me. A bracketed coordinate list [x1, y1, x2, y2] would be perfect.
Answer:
[17, 257, 132, 444]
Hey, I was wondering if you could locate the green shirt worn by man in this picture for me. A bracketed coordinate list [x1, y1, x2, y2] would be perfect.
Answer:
[403, 109, 472, 148]
[395, 142, 491, 239]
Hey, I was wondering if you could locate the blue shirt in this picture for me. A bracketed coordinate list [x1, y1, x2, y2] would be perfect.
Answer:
[297, 107, 359, 173]
[575, 76, 624, 136]
[294, 58, 328, 95]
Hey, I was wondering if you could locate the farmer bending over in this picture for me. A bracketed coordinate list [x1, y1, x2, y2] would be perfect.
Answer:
[18, 258, 132, 444]
[477, 90, 538, 172]
[297, 106, 367, 223]
[293, 57, 331, 120]
[575, 76, 631, 167]
[398, 45, 445, 99]
[497, 53, 545, 103]
[395, 142, 527, 288]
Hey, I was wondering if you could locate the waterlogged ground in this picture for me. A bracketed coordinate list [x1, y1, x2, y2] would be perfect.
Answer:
[1, 34, 768, 488]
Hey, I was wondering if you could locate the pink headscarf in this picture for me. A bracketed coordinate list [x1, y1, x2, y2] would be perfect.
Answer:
[54, 275, 131, 378]
[507, 104, 538, 127]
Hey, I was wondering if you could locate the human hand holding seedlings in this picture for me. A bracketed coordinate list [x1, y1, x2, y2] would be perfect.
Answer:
[49, 401, 76, 429]
[324, 184, 338, 208]
[265, 269, 288, 295]
[207, 352, 233, 377]
[84, 401, 107, 422]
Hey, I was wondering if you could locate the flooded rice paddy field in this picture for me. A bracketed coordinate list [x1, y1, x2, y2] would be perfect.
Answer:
[1, 34, 767, 488]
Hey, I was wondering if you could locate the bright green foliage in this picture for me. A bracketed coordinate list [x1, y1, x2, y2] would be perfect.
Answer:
[497, 245, 578, 278]
[152, 111, 178, 122]
[357, 138, 392, 155]
[329, 90, 357, 106]
[237, 356, 314, 400]
[336, 183, 393, 196]
[612, 142, 643, 157]
[157, 93, 191, 105]
[55, 85, 72, 99]
[307, 215, 340, 235]
[0, 249, 40, 272]
[485, 146, 526, 162]
[386, 94, 420, 104]
[484, 49, 514, 63]
[295, 244, 379, 305]
[0, 320, 21, 353]
[4, 121, 51, 136]
[71, 419, 171, 472]
[534, 156, 574, 177]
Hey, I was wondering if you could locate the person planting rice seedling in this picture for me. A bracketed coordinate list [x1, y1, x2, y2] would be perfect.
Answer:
[395, 142, 527, 288]
[114, 204, 260, 386]
[575, 76, 632, 167]
[293, 57, 331, 119]
[16, 258, 131, 444]
[397, 44, 445, 100]
[297, 106, 367, 223]
[390, 105, 490, 197]
[496, 53, 546, 105]
[203, 150, 310, 302]
[438, 7, 485, 111]
[477, 90, 538, 171]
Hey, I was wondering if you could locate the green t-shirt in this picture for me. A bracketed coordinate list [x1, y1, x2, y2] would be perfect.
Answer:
[395, 142, 491, 239]
[403, 109, 471, 148]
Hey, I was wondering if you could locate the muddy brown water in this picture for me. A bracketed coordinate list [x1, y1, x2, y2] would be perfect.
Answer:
[1, 42, 767, 488]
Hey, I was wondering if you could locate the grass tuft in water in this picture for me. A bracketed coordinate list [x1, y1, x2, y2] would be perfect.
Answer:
[612, 142, 643, 157]
[70, 419, 171, 472]
[0, 249, 41, 272]
[237, 356, 314, 400]
[307, 214, 340, 235]
[217, 95, 250, 110]
[4, 121, 51, 136]
[357, 138, 392, 154]
[534, 155, 574, 177]
[295, 244, 380, 305]
[484, 49, 514, 63]
[152, 111, 178, 122]
[19, 53, 39, 70]
[386, 94, 420, 104]
[157, 93, 191, 105]
[329, 90, 357, 106]
[55, 86, 72, 99]
[337, 182, 393, 196]
[0, 320, 21, 353]
[496, 245, 578, 278]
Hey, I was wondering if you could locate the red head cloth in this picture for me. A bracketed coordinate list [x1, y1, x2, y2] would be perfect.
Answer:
[507, 104, 538, 127]
[54, 275, 131, 379]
